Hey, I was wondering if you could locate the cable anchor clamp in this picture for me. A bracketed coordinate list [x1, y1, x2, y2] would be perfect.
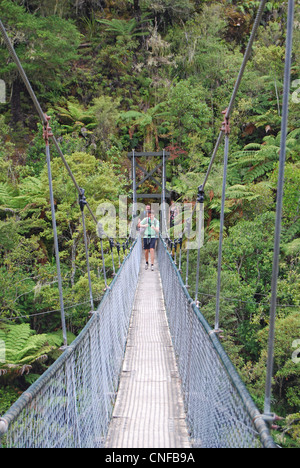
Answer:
[43, 114, 53, 144]
[254, 413, 284, 430]
[197, 184, 205, 203]
[221, 109, 230, 135]
[109, 238, 114, 251]
[209, 328, 224, 339]
[78, 188, 87, 212]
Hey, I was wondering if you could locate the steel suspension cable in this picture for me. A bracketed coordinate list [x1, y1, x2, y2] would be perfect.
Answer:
[214, 131, 230, 331]
[182, 0, 268, 250]
[44, 120, 67, 347]
[201, 0, 267, 191]
[79, 189, 95, 311]
[191, 0, 268, 328]
[0, 19, 110, 316]
[264, 0, 295, 417]
[0, 19, 102, 228]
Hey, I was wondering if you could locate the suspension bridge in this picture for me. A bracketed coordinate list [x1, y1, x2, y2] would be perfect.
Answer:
[0, 0, 295, 448]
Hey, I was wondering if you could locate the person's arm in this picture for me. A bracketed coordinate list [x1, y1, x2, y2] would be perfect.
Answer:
[152, 219, 159, 234]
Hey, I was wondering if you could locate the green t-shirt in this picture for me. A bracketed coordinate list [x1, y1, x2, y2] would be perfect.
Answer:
[140, 217, 159, 238]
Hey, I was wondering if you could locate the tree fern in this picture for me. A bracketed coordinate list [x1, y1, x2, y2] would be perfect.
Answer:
[243, 160, 276, 183]
[97, 18, 148, 40]
[231, 129, 299, 184]
[226, 184, 260, 202]
[0, 182, 18, 211]
[282, 238, 300, 257]
[282, 219, 300, 243]
[0, 324, 75, 378]
[232, 139, 278, 183]
[55, 100, 96, 133]
[4, 324, 32, 363]
[13, 334, 52, 364]
[10, 177, 46, 210]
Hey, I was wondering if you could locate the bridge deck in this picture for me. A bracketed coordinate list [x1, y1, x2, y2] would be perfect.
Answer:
[105, 256, 191, 448]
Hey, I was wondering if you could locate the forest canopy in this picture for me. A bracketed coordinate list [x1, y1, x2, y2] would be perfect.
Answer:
[0, 0, 299, 448]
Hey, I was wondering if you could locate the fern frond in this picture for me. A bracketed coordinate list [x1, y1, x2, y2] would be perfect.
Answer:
[18, 347, 53, 365]
[119, 110, 143, 121]
[282, 218, 300, 243]
[243, 160, 276, 183]
[282, 238, 300, 256]
[226, 184, 260, 201]
[243, 143, 261, 151]
[14, 334, 49, 362]
[4, 324, 33, 362]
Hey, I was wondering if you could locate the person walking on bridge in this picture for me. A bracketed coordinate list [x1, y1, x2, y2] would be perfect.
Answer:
[138, 210, 159, 271]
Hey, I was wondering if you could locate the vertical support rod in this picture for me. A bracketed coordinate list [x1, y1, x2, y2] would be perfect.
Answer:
[100, 238, 108, 290]
[194, 186, 204, 304]
[185, 219, 191, 288]
[178, 238, 183, 272]
[45, 140, 67, 347]
[80, 200, 94, 311]
[109, 239, 116, 276]
[132, 149, 137, 237]
[162, 149, 166, 236]
[215, 133, 230, 331]
[264, 0, 295, 416]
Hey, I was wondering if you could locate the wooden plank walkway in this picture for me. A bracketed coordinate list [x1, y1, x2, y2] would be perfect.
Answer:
[105, 257, 191, 448]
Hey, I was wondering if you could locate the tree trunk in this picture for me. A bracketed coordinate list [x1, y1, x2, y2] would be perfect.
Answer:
[133, 0, 141, 20]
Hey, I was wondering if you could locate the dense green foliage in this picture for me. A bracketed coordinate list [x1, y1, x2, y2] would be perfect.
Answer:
[0, 0, 299, 447]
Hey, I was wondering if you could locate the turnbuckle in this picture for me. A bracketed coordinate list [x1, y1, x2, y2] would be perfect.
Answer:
[221, 109, 231, 135]
[78, 188, 87, 212]
[43, 114, 53, 144]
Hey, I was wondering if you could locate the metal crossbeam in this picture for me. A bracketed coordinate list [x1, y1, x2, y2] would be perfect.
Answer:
[128, 151, 171, 200]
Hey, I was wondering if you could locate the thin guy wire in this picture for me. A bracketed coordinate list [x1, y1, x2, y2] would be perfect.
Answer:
[201, 0, 267, 192]
[45, 141, 67, 347]
[81, 209, 95, 311]
[215, 134, 230, 331]
[0, 19, 106, 236]
[191, 0, 268, 328]
[0, 20, 110, 302]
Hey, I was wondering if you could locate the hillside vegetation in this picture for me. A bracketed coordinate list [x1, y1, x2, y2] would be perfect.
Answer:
[0, 0, 299, 447]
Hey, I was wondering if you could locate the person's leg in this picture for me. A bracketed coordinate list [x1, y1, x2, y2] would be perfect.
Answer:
[150, 248, 155, 265]
[150, 238, 156, 270]
[143, 238, 149, 268]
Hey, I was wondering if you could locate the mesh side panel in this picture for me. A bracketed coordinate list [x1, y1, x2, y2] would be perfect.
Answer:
[158, 238, 274, 449]
[1, 239, 142, 448]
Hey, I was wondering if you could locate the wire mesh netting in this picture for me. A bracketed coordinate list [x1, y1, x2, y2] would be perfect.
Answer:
[0, 238, 142, 448]
[157, 238, 276, 449]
